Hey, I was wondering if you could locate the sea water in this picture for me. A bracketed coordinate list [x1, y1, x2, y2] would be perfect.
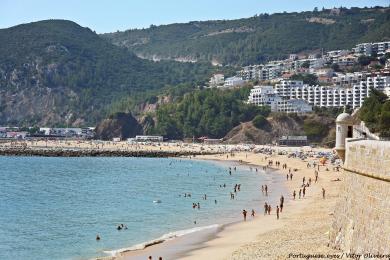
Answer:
[0, 156, 285, 260]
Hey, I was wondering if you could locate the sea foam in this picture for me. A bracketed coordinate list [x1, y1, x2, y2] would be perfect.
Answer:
[103, 224, 220, 257]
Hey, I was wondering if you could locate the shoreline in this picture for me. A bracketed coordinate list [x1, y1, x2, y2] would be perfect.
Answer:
[1, 141, 343, 259]
[115, 148, 342, 259]
[112, 156, 288, 260]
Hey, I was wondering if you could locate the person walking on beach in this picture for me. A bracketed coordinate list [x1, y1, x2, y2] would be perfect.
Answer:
[261, 185, 264, 194]
[280, 195, 284, 212]
[299, 189, 302, 199]
[264, 202, 268, 215]
[293, 190, 296, 200]
[243, 209, 247, 221]
[303, 186, 306, 198]
[322, 188, 326, 199]
[251, 209, 255, 217]
[276, 206, 280, 219]
[265, 185, 268, 196]
[286, 174, 289, 181]
[290, 173, 293, 180]
[268, 205, 271, 215]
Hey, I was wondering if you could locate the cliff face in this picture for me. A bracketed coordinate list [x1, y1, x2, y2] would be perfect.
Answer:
[94, 113, 142, 140]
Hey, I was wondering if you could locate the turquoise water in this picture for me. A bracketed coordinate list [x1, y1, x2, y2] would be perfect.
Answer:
[0, 156, 285, 260]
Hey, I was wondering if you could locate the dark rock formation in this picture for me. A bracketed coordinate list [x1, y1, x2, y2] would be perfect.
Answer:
[95, 112, 143, 140]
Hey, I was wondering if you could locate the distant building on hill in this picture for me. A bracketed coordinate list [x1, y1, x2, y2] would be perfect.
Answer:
[209, 74, 224, 87]
[223, 76, 245, 87]
[353, 41, 390, 56]
[274, 77, 390, 109]
[247, 85, 312, 113]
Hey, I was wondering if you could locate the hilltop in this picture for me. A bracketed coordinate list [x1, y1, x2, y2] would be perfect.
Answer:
[102, 7, 390, 65]
[0, 20, 213, 126]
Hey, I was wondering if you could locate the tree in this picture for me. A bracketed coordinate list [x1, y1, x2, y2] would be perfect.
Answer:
[252, 115, 267, 129]
[291, 73, 319, 85]
[331, 63, 341, 72]
[358, 55, 374, 66]
[359, 88, 389, 135]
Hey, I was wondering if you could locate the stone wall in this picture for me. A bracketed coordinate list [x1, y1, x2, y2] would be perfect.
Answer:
[330, 140, 390, 254]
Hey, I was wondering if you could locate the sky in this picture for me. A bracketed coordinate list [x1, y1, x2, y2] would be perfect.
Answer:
[1, 0, 389, 33]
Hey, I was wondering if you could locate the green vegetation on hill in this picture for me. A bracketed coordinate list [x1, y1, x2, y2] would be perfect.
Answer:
[0, 20, 214, 126]
[359, 88, 390, 137]
[149, 87, 270, 139]
[103, 7, 390, 65]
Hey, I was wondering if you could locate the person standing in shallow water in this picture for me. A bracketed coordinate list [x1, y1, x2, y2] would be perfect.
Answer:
[242, 209, 247, 221]
[264, 202, 268, 215]
[251, 209, 255, 217]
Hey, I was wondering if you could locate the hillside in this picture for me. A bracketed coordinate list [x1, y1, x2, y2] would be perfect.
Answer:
[0, 20, 213, 126]
[102, 7, 390, 65]
[224, 113, 336, 146]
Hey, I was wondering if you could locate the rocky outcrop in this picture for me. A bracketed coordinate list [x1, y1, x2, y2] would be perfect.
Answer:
[224, 114, 334, 145]
[95, 112, 142, 140]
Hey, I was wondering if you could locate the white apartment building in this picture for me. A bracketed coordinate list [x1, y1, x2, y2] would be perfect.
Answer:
[248, 86, 312, 113]
[248, 86, 281, 111]
[293, 58, 326, 70]
[275, 77, 390, 109]
[353, 43, 373, 56]
[332, 72, 367, 87]
[223, 76, 245, 87]
[354, 42, 390, 56]
[384, 87, 390, 97]
[366, 75, 390, 91]
[209, 74, 224, 87]
[276, 99, 313, 113]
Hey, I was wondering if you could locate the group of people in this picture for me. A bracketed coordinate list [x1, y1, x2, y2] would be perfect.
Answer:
[242, 209, 256, 221]
[117, 223, 128, 230]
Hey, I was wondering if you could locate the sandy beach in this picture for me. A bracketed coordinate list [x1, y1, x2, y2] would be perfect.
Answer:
[111, 147, 343, 260]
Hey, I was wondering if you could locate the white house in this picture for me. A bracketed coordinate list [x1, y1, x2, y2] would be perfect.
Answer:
[209, 74, 224, 87]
